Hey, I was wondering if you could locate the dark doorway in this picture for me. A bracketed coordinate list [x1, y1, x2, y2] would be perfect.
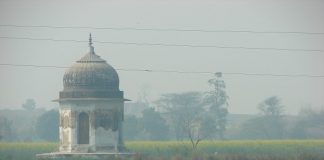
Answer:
[78, 112, 89, 144]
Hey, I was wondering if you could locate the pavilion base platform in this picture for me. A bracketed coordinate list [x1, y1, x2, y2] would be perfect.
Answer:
[36, 152, 136, 160]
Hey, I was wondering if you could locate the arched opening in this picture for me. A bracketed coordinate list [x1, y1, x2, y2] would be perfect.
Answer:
[78, 112, 89, 144]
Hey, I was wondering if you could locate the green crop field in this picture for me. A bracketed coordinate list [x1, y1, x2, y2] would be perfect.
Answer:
[1, 140, 324, 160]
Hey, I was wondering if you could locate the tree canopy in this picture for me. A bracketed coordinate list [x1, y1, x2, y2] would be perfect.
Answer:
[35, 109, 59, 141]
[22, 99, 36, 110]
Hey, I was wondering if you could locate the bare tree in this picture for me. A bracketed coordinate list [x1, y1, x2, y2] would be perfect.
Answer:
[156, 92, 209, 149]
[186, 115, 214, 149]
[156, 92, 202, 140]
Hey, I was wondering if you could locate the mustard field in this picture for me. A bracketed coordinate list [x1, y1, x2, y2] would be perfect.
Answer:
[1, 140, 324, 160]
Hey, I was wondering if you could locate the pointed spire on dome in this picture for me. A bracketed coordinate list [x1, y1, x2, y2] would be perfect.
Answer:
[89, 33, 95, 54]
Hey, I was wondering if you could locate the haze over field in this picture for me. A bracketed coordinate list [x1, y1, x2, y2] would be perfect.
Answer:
[0, 0, 323, 114]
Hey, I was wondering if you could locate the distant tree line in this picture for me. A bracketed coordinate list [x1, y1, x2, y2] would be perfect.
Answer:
[1, 102, 321, 142]
[123, 96, 324, 142]
[1, 75, 324, 145]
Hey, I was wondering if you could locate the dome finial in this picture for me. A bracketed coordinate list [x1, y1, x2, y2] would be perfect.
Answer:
[89, 33, 93, 46]
[89, 33, 95, 54]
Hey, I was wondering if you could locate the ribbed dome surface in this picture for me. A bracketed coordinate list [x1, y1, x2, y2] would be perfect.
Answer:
[63, 53, 119, 91]
[59, 39, 123, 100]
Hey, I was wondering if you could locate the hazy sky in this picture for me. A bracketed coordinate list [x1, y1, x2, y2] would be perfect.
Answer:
[0, 0, 323, 114]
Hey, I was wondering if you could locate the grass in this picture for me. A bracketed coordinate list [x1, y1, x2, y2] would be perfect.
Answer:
[127, 140, 324, 159]
[1, 140, 324, 160]
[0, 143, 57, 160]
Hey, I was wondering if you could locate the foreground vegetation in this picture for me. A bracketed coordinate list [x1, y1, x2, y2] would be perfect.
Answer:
[1, 140, 324, 160]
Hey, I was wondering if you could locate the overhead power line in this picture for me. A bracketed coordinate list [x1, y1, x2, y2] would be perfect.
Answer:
[1, 63, 323, 78]
[1, 24, 324, 35]
[0, 63, 68, 69]
[0, 36, 323, 53]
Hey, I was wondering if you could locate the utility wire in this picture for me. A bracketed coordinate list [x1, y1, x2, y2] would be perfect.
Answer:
[0, 63, 68, 69]
[0, 36, 323, 53]
[1, 63, 323, 78]
[1, 24, 324, 35]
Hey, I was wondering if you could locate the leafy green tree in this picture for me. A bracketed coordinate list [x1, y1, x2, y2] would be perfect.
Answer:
[204, 72, 229, 139]
[259, 96, 285, 139]
[22, 99, 36, 110]
[0, 117, 15, 141]
[258, 96, 284, 116]
[290, 107, 324, 139]
[123, 115, 142, 140]
[141, 108, 169, 140]
[240, 96, 286, 139]
[35, 109, 59, 141]
[240, 116, 274, 139]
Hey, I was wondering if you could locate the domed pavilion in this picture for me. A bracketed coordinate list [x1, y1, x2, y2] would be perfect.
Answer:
[56, 34, 126, 153]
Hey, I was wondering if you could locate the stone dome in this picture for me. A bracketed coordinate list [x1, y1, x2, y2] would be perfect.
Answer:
[59, 35, 123, 100]
[63, 53, 119, 91]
